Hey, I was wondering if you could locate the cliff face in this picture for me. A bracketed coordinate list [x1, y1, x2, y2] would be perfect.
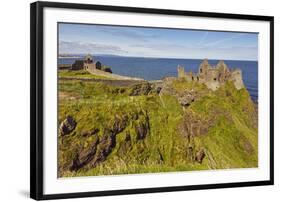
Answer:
[58, 72, 257, 177]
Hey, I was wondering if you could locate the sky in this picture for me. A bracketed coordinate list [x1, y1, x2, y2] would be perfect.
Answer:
[58, 23, 258, 61]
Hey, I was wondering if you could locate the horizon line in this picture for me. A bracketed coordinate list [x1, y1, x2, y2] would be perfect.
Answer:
[59, 53, 258, 62]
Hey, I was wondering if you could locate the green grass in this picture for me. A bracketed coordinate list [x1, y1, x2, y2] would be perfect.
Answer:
[172, 78, 209, 93]
[58, 78, 258, 177]
[58, 70, 112, 79]
[187, 82, 258, 169]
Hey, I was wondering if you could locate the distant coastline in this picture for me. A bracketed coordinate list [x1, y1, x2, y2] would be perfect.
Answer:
[59, 56, 82, 59]
[59, 53, 258, 62]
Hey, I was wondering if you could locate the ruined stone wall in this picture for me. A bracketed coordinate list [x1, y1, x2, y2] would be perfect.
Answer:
[198, 59, 211, 80]
[192, 73, 200, 82]
[177, 66, 186, 78]
[177, 59, 244, 91]
[188, 72, 195, 81]
[229, 69, 244, 90]
[216, 61, 231, 82]
[177, 66, 197, 82]
[84, 63, 96, 71]
[205, 68, 219, 82]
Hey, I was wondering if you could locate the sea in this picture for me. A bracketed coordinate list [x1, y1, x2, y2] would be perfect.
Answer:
[59, 56, 258, 102]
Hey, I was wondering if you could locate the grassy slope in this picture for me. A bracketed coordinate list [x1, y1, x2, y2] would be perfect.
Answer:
[58, 77, 258, 177]
[186, 81, 258, 169]
[59, 69, 112, 79]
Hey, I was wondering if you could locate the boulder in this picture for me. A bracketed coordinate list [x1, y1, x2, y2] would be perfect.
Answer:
[59, 116, 77, 136]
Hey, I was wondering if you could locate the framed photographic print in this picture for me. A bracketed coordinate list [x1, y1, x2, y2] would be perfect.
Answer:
[30, 1, 274, 200]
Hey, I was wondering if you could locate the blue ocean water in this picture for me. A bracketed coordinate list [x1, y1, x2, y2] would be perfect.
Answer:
[59, 56, 258, 102]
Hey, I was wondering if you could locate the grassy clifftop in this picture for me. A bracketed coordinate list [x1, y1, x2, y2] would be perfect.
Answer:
[58, 76, 258, 177]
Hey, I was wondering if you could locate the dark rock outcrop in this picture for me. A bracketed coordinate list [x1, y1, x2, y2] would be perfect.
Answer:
[103, 67, 112, 73]
[70, 136, 100, 171]
[59, 116, 77, 136]
[135, 122, 148, 140]
[118, 132, 132, 156]
[135, 112, 150, 140]
[150, 82, 163, 94]
[81, 128, 100, 137]
[63, 111, 152, 173]
[195, 149, 205, 163]
[91, 131, 117, 167]
[178, 111, 212, 139]
[68, 114, 142, 171]
[187, 145, 194, 161]
[112, 115, 129, 134]
[129, 83, 152, 96]
[160, 77, 202, 107]
[89, 115, 130, 168]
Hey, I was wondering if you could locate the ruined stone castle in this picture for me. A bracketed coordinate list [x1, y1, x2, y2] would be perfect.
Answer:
[177, 59, 244, 90]
[71, 54, 102, 71]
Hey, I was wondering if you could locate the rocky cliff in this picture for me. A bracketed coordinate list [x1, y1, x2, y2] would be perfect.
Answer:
[58, 73, 258, 177]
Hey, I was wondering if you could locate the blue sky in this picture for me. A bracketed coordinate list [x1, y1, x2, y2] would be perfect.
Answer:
[59, 23, 258, 61]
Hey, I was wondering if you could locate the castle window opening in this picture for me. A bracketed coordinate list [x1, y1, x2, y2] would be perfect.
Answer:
[200, 68, 202, 73]
[197, 76, 199, 81]
[214, 78, 217, 81]
[192, 76, 194, 81]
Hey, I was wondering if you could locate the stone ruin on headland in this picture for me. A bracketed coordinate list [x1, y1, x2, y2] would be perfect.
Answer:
[177, 59, 244, 91]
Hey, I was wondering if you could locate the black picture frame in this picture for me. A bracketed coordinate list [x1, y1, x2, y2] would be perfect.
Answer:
[30, 1, 274, 200]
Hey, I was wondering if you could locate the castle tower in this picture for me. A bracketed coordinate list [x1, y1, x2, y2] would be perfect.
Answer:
[198, 59, 211, 81]
[216, 60, 230, 82]
[230, 69, 244, 90]
[84, 54, 93, 64]
[177, 65, 186, 78]
[83, 54, 97, 71]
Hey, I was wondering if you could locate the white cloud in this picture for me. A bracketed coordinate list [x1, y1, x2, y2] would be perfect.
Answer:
[204, 33, 245, 47]
[59, 41, 128, 55]
[197, 32, 209, 45]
